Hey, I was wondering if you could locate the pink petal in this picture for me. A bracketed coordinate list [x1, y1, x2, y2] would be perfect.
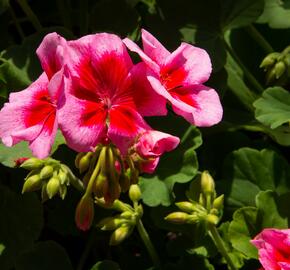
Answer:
[123, 37, 160, 73]
[140, 158, 159, 174]
[170, 85, 223, 126]
[163, 43, 212, 86]
[36, 32, 67, 79]
[0, 74, 58, 158]
[141, 29, 170, 66]
[58, 95, 107, 152]
[130, 63, 167, 116]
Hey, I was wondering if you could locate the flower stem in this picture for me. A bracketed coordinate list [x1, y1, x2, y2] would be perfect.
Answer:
[136, 219, 161, 269]
[16, 0, 42, 31]
[208, 224, 237, 270]
[224, 39, 264, 94]
[245, 25, 274, 54]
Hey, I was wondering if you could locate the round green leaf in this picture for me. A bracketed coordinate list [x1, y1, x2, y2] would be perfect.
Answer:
[254, 87, 290, 129]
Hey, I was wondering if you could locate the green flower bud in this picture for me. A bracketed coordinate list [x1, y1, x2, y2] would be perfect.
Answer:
[201, 171, 215, 195]
[120, 211, 133, 219]
[75, 195, 95, 231]
[21, 158, 44, 170]
[58, 169, 69, 185]
[46, 176, 60, 199]
[75, 152, 86, 169]
[274, 61, 286, 79]
[97, 217, 124, 231]
[165, 212, 190, 224]
[41, 183, 49, 202]
[260, 52, 280, 69]
[213, 194, 224, 210]
[187, 214, 200, 224]
[206, 214, 219, 225]
[94, 173, 107, 198]
[109, 225, 132, 246]
[266, 68, 276, 85]
[22, 174, 42, 193]
[129, 184, 141, 202]
[78, 153, 92, 174]
[40, 165, 54, 179]
[175, 201, 195, 213]
[59, 185, 67, 200]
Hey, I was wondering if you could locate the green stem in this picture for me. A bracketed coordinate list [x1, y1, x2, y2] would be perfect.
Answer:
[181, 125, 194, 144]
[9, 6, 25, 40]
[224, 39, 264, 93]
[136, 219, 161, 268]
[76, 229, 96, 270]
[16, 0, 42, 31]
[245, 25, 274, 54]
[208, 225, 237, 270]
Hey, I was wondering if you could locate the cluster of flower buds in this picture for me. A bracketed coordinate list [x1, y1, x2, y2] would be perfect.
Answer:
[260, 46, 290, 85]
[94, 184, 143, 245]
[21, 157, 83, 201]
[165, 171, 224, 227]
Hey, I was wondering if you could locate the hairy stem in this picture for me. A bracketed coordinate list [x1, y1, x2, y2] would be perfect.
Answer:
[136, 219, 161, 268]
[208, 225, 237, 270]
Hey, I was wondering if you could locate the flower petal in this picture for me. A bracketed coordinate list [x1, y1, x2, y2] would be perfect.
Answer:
[170, 85, 223, 126]
[164, 43, 212, 86]
[36, 32, 67, 79]
[131, 63, 167, 116]
[123, 37, 160, 73]
[58, 95, 107, 152]
[141, 29, 170, 66]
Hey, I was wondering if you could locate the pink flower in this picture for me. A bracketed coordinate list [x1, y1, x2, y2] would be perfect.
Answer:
[123, 29, 223, 127]
[251, 228, 290, 270]
[59, 33, 167, 153]
[0, 33, 67, 158]
[134, 130, 180, 173]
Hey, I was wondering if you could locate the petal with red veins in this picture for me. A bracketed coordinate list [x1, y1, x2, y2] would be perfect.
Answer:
[0, 74, 58, 158]
[58, 95, 107, 152]
[123, 37, 160, 73]
[108, 106, 150, 153]
[164, 43, 212, 86]
[141, 29, 170, 66]
[36, 32, 67, 79]
[170, 85, 223, 126]
[131, 63, 167, 116]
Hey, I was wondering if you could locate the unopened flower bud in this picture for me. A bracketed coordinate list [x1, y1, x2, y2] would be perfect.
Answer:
[97, 217, 124, 231]
[201, 171, 215, 195]
[46, 176, 60, 199]
[78, 153, 92, 174]
[274, 61, 286, 79]
[129, 184, 141, 202]
[165, 212, 190, 224]
[260, 52, 279, 69]
[75, 152, 86, 168]
[136, 204, 143, 218]
[206, 214, 219, 225]
[75, 195, 94, 231]
[175, 201, 196, 213]
[40, 165, 54, 179]
[21, 158, 44, 170]
[58, 169, 69, 185]
[213, 194, 224, 210]
[109, 225, 132, 246]
[59, 185, 67, 200]
[22, 174, 42, 193]
[120, 211, 133, 219]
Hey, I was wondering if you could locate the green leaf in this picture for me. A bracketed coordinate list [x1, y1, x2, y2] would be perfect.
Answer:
[256, 190, 290, 228]
[228, 207, 259, 259]
[0, 186, 43, 270]
[257, 0, 290, 28]
[15, 241, 73, 270]
[220, 0, 264, 30]
[0, 131, 66, 167]
[140, 128, 201, 207]
[254, 87, 290, 129]
[221, 148, 290, 208]
[90, 260, 120, 270]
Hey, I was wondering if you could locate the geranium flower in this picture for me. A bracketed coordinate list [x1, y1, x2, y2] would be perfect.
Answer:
[134, 130, 180, 173]
[59, 33, 167, 153]
[123, 29, 223, 127]
[0, 33, 67, 158]
[251, 228, 290, 270]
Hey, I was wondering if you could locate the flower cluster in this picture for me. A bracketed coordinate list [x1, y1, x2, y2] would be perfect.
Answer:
[0, 29, 222, 166]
